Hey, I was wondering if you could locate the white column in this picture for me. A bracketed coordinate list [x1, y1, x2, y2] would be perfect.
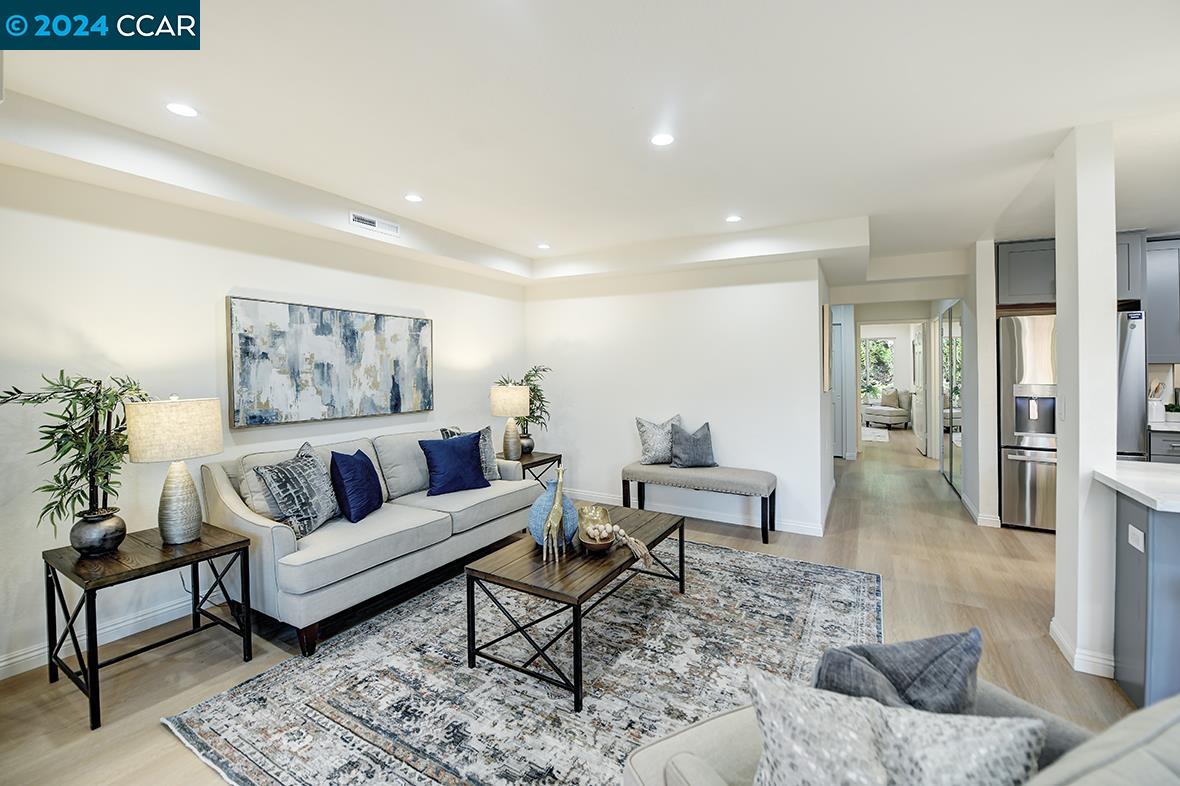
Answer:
[973, 240, 1000, 526]
[1051, 124, 1118, 676]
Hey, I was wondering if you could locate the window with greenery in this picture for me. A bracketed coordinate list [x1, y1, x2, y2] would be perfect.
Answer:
[859, 338, 894, 400]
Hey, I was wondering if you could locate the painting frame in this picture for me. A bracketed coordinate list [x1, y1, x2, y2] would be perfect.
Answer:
[226, 295, 434, 429]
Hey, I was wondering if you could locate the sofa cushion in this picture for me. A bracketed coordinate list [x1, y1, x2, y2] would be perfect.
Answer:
[881, 387, 900, 407]
[441, 425, 501, 481]
[373, 430, 443, 499]
[419, 432, 491, 496]
[623, 705, 762, 786]
[622, 462, 776, 496]
[239, 438, 389, 514]
[748, 669, 1045, 786]
[395, 479, 541, 534]
[330, 450, 384, 523]
[813, 628, 983, 715]
[276, 503, 450, 595]
[1027, 692, 1180, 785]
[974, 681, 1092, 769]
[251, 443, 340, 538]
[665, 753, 729, 786]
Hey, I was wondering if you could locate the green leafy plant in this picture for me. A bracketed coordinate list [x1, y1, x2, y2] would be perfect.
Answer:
[860, 379, 881, 400]
[495, 365, 552, 434]
[1166, 404, 1180, 413]
[0, 371, 150, 533]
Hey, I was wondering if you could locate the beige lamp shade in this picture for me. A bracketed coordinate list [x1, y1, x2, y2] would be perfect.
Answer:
[490, 385, 530, 417]
[126, 397, 224, 463]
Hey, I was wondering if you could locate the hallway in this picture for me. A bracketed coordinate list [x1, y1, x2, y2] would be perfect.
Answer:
[689, 427, 1134, 729]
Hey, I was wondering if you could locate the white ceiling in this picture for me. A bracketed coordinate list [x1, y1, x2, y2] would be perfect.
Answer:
[6, 1, 1180, 264]
[997, 110, 1180, 241]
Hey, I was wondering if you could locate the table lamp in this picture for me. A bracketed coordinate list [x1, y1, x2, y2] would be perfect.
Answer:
[490, 385, 530, 460]
[126, 396, 223, 544]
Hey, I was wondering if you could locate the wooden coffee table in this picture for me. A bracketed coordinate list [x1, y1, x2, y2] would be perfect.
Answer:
[465, 505, 685, 711]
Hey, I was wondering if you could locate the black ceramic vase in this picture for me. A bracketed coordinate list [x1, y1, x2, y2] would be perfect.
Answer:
[70, 509, 126, 557]
[519, 433, 535, 455]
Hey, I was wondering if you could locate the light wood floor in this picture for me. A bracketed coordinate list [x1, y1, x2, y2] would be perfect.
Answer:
[0, 432, 1132, 783]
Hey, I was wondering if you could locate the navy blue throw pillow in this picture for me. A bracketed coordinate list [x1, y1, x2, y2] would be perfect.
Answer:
[330, 450, 384, 523]
[419, 431, 490, 496]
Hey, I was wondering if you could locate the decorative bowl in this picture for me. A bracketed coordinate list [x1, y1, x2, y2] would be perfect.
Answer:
[579, 534, 615, 553]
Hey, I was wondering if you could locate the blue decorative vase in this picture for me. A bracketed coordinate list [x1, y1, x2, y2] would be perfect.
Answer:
[528, 479, 579, 547]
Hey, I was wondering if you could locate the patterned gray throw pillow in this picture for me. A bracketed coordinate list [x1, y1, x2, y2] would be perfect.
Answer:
[671, 422, 718, 468]
[252, 442, 340, 538]
[441, 425, 500, 481]
[636, 414, 682, 464]
[748, 669, 1045, 786]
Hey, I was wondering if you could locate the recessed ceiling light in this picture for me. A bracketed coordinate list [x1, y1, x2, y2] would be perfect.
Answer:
[537, 243, 551, 250]
[725, 215, 743, 223]
[165, 102, 198, 117]
[404, 193, 423, 203]
[650, 133, 675, 147]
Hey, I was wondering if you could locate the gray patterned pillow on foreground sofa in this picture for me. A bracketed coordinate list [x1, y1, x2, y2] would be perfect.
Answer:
[813, 628, 983, 714]
[441, 425, 501, 481]
[252, 442, 340, 538]
[748, 668, 1045, 786]
[636, 414, 682, 464]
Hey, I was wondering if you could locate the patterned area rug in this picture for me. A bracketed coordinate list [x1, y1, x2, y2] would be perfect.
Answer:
[165, 539, 882, 785]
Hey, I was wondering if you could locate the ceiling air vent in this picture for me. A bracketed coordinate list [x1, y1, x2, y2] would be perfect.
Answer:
[349, 211, 400, 238]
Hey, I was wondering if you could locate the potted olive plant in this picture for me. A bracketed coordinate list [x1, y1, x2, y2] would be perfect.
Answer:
[1, 371, 149, 556]
[1166, 403, 1180, 423]
[495, 365, 552, 454]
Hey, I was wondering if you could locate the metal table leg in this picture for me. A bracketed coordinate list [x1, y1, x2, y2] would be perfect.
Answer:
[85, 590, 100, 730]
[239, 547, 252, 662]
[572, 604, 583, 712]
[46, 565, 58, 684]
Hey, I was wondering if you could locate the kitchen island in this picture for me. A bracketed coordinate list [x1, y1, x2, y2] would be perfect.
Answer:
[1094, 462, 1180, 707]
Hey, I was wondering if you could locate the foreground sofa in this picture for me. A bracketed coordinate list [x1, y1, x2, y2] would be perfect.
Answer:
[624, 679, 1180, 785]
[202, 429, 542, 655]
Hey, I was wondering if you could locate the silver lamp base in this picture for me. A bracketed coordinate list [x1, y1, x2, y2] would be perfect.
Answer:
[502, 419, 522, 461]
[159, 460, 203, 544]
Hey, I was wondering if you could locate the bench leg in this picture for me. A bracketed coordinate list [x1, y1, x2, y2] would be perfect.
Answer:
[637, 482, 645, 511]
[622, 479, 630, 508]
[769, 490, 776, 532]
[760, 496, 769, 544]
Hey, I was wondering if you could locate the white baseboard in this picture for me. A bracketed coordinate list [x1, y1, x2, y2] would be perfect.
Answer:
[1049, 616, 1115, 678]
[960, 495, 1002, 528]
[0, 591, 221, 681]
[843, 451, 858, 461]
[977, 514, 1001, 528]
[567, 487, 825, 538]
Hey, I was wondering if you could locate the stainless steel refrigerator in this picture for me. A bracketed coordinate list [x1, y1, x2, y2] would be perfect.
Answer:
[999, 314, 1057, 531]
[1117, 311, 1147, 461]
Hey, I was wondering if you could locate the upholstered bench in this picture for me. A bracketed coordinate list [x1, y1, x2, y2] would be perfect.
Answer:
[621, 463, 778, 544]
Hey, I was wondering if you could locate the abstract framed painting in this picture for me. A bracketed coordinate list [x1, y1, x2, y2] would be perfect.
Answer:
[227, 296, 433, 427]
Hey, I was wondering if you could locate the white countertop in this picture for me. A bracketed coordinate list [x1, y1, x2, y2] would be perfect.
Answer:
[1149, 422, 1180, 432]
[1094, 461, 1180, 512]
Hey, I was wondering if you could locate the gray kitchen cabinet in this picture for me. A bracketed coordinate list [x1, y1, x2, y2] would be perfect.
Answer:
[1146, 239, 1180, 364]
[1114, 494, 1180, 707]
[1116, 230, 1147, 301]
[996, 240, 1055, 305]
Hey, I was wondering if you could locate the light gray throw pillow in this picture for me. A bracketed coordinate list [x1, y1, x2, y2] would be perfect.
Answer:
[671, 422, 718, 468]
[636, 414, 682, 464]
[749, 669, 1045, 786]
[440, 425, 501, 481]
[252, 442, 339, 538]
[812, 628, 983, 714]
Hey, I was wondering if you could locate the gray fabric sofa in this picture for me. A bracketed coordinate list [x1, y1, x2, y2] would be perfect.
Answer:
[624, 679, 1180, 785]
[202, 429, 542, 655]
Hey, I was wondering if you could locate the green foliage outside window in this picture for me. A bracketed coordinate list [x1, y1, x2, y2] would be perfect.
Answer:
[859, 339, 894, 400]
[942, 337, 962, 404]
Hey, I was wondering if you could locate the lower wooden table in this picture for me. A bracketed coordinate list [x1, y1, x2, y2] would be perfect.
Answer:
[42, 524, 251, 729]
[464, 505, 685, 711]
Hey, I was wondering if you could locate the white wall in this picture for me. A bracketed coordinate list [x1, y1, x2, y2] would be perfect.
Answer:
[0, 166, 528, 678]
[858, 323, 920, 393]
[525, 260, 831, 537]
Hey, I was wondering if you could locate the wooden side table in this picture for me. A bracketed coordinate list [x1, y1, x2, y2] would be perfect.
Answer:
[498, 450, 562, 487]
[43, 524, 251, 730]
